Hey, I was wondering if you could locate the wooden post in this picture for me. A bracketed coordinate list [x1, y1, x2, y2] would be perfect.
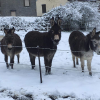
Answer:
[37, 46, 42, 83]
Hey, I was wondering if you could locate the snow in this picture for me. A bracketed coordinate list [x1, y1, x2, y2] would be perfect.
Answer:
[20, 17, 41, 22]
[0, 28, 100, 100]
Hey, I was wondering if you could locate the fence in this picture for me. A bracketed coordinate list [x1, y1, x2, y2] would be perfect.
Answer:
[0, 44, 100, 83]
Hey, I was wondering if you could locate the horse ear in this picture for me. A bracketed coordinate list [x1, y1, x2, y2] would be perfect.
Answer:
[57, 17, 62, 26]
[11, 27, 15, 34]
[91, 28, 96, 38]
[50, 17, 54, 27]
[4, 28, 7, 34]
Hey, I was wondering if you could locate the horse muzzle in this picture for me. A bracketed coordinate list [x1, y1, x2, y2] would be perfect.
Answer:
[97, 51, 100, 55]
[95, 48, 100, 55]
[53, 35, 60, 45]
[7, 44, 13, 50]
[54, 40, 59, 45]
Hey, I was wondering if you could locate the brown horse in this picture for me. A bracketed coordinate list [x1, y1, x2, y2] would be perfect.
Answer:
[24, 17, 62, 74]
[1, 27, 22, 69]
[69, 28, 100, 76]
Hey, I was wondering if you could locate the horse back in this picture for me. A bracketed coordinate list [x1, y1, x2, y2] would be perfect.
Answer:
[24, 31, 48, 47]
[69, 31, 86, 57]
[24, 31, 56, 56]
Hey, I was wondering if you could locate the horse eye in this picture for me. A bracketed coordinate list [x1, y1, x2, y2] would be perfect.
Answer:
[59, 30, 61, 34]
[93, 41, 97, 44]
[52, 30, 54, 34]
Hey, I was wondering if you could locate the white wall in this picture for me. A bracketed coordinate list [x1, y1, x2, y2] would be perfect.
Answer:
[36, 0, 68, 16]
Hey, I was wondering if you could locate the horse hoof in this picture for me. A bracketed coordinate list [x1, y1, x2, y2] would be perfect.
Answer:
[32, 66, 35, 69]
[45, 72, 48, 75]
[82, 70, 84, 72]
[45, 71, 51, 75]
[48, 71, 51, 74]
[7, 66, 9, 69]
[89, 72, 92, 76]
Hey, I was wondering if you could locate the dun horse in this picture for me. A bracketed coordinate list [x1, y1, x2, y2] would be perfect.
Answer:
[24, 17, 61, 74]
[1, 27, 22, 69]
[69, 28, 100, 76]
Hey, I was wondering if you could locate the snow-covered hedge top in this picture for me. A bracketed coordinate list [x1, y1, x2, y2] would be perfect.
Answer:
[0, 17, 47, 32]
[43, 2, 99, 21]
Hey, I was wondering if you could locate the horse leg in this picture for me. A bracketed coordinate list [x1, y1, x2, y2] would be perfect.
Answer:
[72, 54, 76, 68]
[80, 58, 84, 72]
[48, 58, 53, 74]
[17, 54, 20, 63]
[87, 59, 92, 76]
[10, 55, 14, 69]
[44, 56, 53, 74]
[29, 53, 35, 69]
[5, 54, 9, 68]
[44, 57, 49, 75]
[76, 57, 79, 65]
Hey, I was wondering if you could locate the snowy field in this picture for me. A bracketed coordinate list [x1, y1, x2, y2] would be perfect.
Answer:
[0, 29, 100, 100]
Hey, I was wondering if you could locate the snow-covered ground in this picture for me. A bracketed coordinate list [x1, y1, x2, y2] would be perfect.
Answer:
[0, 29, 100, 100]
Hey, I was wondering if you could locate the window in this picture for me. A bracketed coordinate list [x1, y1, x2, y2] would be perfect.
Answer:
[42, 4, 46, 13]
[11, 10, 16, 16]
[24, 0, 30, 7]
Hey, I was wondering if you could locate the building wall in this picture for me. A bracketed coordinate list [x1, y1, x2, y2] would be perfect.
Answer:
[0, 0, 37, 16]
[36, 0, 68, 16]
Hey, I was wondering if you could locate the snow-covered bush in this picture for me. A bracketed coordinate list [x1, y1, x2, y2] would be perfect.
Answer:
[43, 1, 100, 31]
[0, 17, 47, 32]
